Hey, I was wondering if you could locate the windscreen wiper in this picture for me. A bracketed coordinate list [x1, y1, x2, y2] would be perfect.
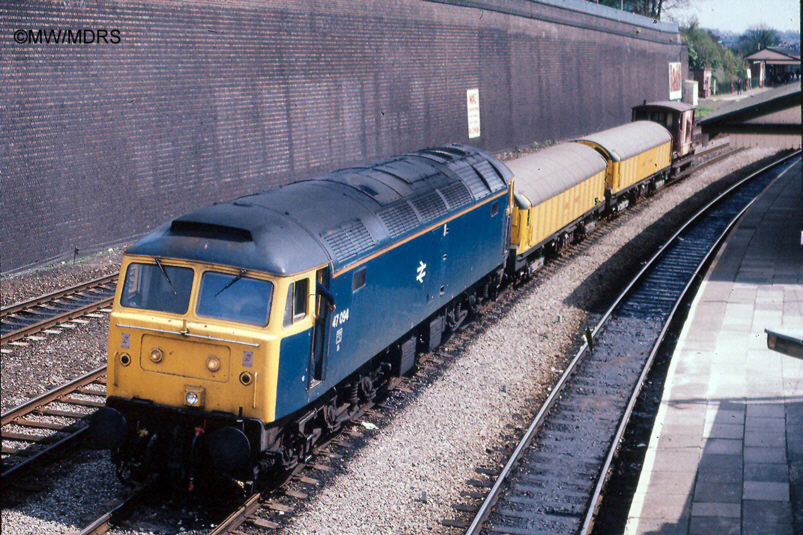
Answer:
[154, 257, 178, 295]
[215, 269, 247, 297]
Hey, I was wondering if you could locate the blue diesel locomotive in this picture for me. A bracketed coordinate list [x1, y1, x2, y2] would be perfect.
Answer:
[94, 145, 512, 484]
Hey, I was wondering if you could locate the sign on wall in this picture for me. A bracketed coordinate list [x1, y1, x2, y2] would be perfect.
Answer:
[668, 62, 682, 101]
[466, 88, 481, 138]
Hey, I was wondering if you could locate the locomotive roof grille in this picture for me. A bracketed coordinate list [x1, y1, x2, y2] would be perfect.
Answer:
[127, 144, 511, 276]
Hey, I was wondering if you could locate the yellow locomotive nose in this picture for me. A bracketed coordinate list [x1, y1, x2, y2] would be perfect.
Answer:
[149, 348, 164, 363]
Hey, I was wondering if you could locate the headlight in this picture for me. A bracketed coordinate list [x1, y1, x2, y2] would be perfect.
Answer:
[149, 348, 163, 363]
[185, 391, 200, 406]
[206, 356, 221, 372]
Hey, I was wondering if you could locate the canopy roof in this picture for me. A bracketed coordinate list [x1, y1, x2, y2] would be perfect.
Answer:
[700, 82, 801, 127]
[633, 100, 694, 113]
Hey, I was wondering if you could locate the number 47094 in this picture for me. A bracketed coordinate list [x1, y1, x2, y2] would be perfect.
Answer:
[331, 308, 350, 328]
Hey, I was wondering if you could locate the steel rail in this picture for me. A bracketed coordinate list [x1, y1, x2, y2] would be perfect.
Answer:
[1, 366, 107, 426]
[1, 366, 107, 480]
[76, 477, 156, 535]
[209, 492, 265, 534]
[677, 146, 742, 179]
[579, 149, 801, 534]
[1, 274, 117, 345]
[464, 149, 800, 535]
[0, 273, 117, 318]
[207, 395, 385, 533]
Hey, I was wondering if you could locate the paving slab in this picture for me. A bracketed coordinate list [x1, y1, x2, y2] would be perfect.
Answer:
[626, 157, 802, 534]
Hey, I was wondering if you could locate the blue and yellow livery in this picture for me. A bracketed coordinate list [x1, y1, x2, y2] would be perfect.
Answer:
[94, 145, 512, 484]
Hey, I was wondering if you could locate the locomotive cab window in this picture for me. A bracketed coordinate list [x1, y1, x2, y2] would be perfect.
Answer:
[120, 262, 194, 315]
[283, 279, 309, 327]
[491, 201, 499, 216]
[197, 271, 273, 327]
[352, 267, 367, 292]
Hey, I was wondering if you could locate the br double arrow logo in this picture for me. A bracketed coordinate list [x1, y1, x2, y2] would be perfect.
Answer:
[416, 261, 427, 283]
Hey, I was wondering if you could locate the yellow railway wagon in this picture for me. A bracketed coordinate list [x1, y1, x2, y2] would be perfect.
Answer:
[575, 121, 672, 206]
[506, 143, 607, 270]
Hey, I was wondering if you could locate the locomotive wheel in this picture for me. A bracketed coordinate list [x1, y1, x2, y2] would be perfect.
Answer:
[279, 439, 301, 470]
[322, 402, 340, 432]
[360, 375, 377, 401]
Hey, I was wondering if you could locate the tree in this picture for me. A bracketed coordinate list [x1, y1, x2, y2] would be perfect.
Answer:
[594, 0, 690, 19]
[737, 25, 780, 54]
[680, 19, 747, 92]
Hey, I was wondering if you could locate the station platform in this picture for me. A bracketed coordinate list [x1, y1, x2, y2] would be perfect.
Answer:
[625, 156, 803, 535]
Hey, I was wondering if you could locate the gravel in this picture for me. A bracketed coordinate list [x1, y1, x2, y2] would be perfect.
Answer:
[0, 147, 778, 534]
[1, 246, 125, 308]
[1, 314, 110, 412]
[1, 450, 127, 535]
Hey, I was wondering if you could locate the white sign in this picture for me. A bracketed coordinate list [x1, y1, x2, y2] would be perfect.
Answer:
[668, 62, 682, 101]
[466, 88, 481, 139]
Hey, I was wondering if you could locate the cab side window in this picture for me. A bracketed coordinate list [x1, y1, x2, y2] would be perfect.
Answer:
[283, 279, 309, 327]
[352, 267, 367, 292]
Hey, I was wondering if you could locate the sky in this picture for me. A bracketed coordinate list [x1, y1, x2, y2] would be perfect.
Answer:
[664, 0, 801, 34]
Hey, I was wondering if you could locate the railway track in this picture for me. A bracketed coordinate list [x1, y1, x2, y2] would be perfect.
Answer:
[73, 386, 396, 534]
[0, 274, 117, 346]
[0, 141, 754, 531]
[675, 142, 740, 180]
[448, 150, 800, 535]
[1, 366, 107, 480]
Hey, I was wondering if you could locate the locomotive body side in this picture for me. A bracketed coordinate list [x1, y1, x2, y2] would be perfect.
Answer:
[275, 186, 510, 419]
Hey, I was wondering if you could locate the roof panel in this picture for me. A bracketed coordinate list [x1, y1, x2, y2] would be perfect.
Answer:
[506, 143, 607, 205]
[575, 121, 672, 161]
[322, 170, 406, 205]
[700, 82, 801, 126]
[374, 159, 436, 183]
[633, 100, 693, 113]
[126, 144, 512, 276]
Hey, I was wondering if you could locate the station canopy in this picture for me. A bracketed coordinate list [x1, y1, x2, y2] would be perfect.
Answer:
[744, 47, 800, 66]
[699, 82, 801, 149]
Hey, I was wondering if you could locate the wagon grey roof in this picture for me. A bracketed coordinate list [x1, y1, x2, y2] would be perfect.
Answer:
[506, 144, 607, 206]
[127, 145, 512, 276]
[633, 100, 694, 113]
[575, 121, 672, 162]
